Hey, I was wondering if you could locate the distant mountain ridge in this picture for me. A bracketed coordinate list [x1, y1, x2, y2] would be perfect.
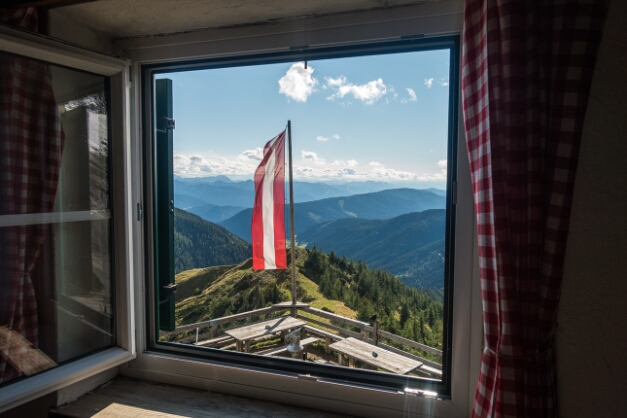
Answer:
[186, 203, 245, 223]
[298, 210, 446, 290]
[173, 176, 417, 210]
[218, 188, 446, 243]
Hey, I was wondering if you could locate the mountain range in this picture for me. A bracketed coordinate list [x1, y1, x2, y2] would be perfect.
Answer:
[298, 210, 446, 291]
[218, 188, 446, 243]
[173, 175, 404, 209]
[172, 177, 448, 291]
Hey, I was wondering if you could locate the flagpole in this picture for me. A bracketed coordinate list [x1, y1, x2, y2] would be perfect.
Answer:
[287, 120, 297, 306]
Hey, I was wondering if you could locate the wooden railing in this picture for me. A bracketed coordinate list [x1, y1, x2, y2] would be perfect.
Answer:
[160, 302, 443, 367]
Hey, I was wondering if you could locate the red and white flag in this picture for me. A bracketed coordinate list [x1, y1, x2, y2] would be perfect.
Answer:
[252, 130, 287, 270]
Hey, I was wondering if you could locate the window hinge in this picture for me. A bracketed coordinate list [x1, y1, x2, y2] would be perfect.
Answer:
[137, 202, 142, 221]
[157, 117, 175, 132]
[452, 181, 458, 205]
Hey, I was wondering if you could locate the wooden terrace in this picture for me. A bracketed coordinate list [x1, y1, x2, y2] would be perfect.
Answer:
[160, 302, 443, 378]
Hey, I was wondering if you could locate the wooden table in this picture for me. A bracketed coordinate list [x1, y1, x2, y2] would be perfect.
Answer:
[224, 316, 305, 352]
[328, 337, 423, 375]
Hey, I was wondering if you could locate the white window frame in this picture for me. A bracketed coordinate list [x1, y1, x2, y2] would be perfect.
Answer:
[0, 25, 136, 413]
[120, 3, 482, 418]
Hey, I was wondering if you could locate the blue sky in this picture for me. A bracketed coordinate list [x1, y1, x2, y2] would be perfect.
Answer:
[157, 48, 451, 188]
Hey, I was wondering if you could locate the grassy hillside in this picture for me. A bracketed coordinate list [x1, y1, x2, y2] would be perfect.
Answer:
[175, 265, 233, 301]
[174, 248, 357, 326]
[174, 247, 444, 361]
[174, 208, 251, 273]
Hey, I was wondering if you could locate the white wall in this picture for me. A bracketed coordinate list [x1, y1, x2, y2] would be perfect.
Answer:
[557, 0, 627, 416]
[48, 9, 114, 55]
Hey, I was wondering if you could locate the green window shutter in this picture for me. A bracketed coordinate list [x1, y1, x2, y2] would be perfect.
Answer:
[155, 78, 176, 332]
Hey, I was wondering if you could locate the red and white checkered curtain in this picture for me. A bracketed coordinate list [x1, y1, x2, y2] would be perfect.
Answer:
[0, 8, 64, 382]
[461, 1, 606, 416]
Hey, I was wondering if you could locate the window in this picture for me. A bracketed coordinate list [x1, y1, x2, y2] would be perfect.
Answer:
[144, 37, 460, 396]
[1, 4, 479, 417]
[0, 26, 134, 412]
[0, 50, 114, 386]
[124, 11, 482, 416]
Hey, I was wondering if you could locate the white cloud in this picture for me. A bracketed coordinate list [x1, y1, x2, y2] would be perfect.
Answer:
[317, 134, 340, 142]
[401, 88, 417, 103]
[388, 85, 398, 99]
[174, 152, 447, 184]
[301, 150, 325, 164]
[440, 78, 449, 87]
[173, 153, 258, 178]
[293, 159, 447, 183]
[239, 148, 263, 161]
[424, 78, 434, 88]
[332, 159, 358, 167]
[325, 76, 387, 104]
[278, 62, 318, 102]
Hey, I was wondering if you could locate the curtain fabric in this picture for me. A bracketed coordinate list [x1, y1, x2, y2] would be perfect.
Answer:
[461, 0, 606, 416]
[0, 8, 64, 382]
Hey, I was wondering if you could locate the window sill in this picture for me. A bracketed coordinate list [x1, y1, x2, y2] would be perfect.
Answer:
[0, 347, 135, 413]
[52, 375, 352, 418]
[122, 350, 465, 418]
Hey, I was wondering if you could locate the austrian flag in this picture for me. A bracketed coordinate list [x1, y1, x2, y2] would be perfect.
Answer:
[251, 130, 287, 270]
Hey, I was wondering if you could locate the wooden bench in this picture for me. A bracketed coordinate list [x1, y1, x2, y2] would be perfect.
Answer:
[224, 316, 305, 352]
[328, 337, 423, 375]
[257, 337, 320, 356]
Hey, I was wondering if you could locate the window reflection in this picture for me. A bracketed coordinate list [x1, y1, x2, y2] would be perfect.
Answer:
[0, 52, 113, 385]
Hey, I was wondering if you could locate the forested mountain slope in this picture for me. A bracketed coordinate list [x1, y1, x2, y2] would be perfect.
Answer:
[174, 208, 251, 273]
[299, 210, 446, 290]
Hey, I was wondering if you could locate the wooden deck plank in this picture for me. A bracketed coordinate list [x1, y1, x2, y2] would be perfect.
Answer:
[224, 316, 305, 342]
[328, 337, 422, 375]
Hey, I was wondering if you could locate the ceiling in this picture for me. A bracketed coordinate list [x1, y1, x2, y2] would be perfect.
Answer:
[48, 0, 440, 39]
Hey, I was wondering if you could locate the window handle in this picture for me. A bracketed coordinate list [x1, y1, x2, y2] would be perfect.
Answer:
[159, 283, 177, 305]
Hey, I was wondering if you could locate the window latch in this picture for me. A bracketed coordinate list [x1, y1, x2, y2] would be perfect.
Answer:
[157, 117, 175, 132]
[159, 283, 177, 305]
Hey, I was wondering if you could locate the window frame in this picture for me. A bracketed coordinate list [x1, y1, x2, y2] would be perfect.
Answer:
[0, 25, 135, 413]
[144, 36, 458, 391]
[123, 4, 482, 417]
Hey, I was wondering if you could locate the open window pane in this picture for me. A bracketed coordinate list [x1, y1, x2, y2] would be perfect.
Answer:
[0, 51, 114, 386]
[152, 44, 456, 388]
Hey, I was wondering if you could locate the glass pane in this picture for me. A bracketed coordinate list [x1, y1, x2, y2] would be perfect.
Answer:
[0, 51, 113, 385]
[158, 49, 450, 381]
[51, 66, 110, 212]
